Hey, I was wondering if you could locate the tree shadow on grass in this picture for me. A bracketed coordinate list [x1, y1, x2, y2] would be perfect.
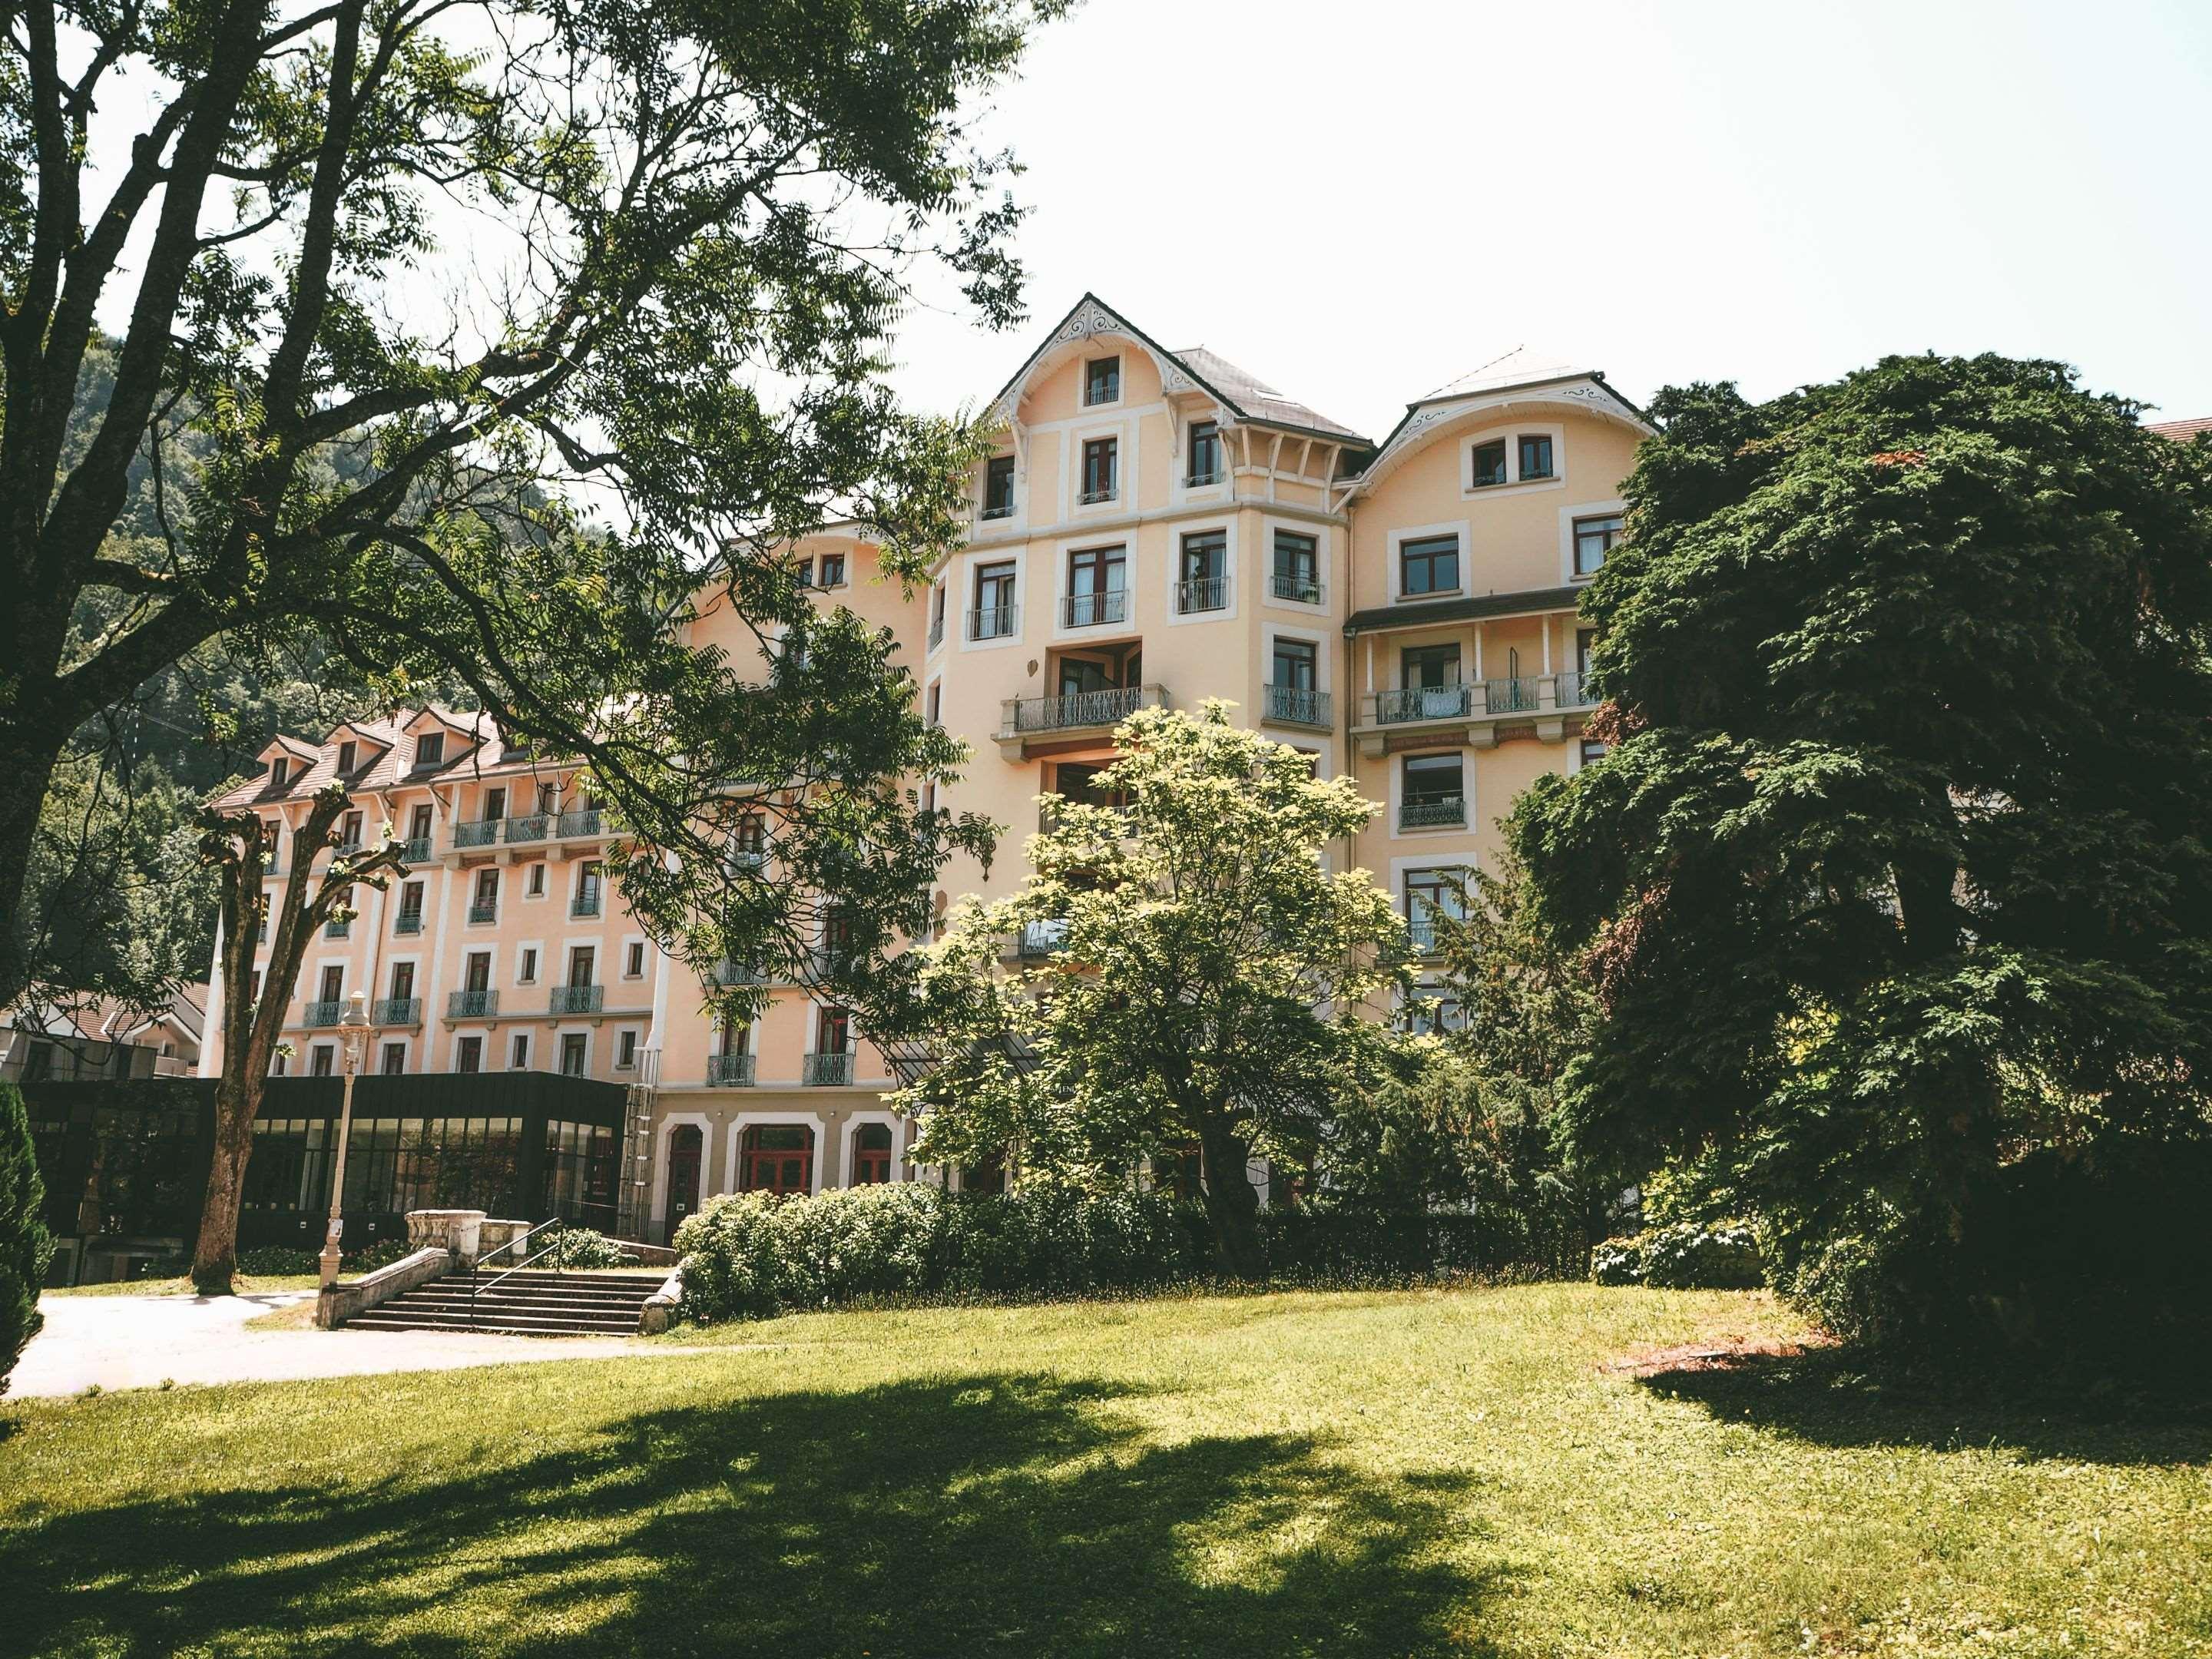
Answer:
[1635, 1343, 2212, 1466]
[3, 1373, 1508, 1658]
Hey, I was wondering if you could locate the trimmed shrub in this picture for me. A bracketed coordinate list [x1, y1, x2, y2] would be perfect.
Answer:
[532, 1226, 630, 1270]
[2, 1079, 55, 1398]
[237, 1246, 318, 1276]
[1591, 1218, 1765, 1290]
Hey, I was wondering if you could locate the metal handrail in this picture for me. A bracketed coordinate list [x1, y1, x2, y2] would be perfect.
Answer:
[469, 1217, 569, 1326]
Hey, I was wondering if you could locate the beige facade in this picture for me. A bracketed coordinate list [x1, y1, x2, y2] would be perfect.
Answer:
[204, 294, 1652, 1242]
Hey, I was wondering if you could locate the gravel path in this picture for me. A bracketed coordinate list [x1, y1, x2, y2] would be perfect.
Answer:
[14, 1290, 691, 1399]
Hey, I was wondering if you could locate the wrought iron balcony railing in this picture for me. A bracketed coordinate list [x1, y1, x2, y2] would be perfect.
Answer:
[467, 901, 498, 924]
[549, 983, 603, 1015]
[504, 814, 548, 844]
[713, 959, 767, 986]
[323, 918, 350, 939]
[1404, 916, 1439, 955]
[1176, 575, 1227, 614]
[979, 502, 1015, 521]
[448, 988, 498, 1018]
[1017, 919, 1069, 959]
[399, 836, 432, 864]
[571, 892, 602, 919]
[1263, 685, 1332, 729]
[1078, 485, 1118, 505]
[393, 912, 423, 935]
[1375, 684, 1473, 724]
[455, 819, 501, 848]
[1059, 589, 1128, 628]
[707, 1052, 757, 1086]
[302, 999, 344, 1028]
[373, 996, 421, 1026]
[928, 614, 945, 650]
[558, 808, 604, 838]
[1184, 469, 1224, 486]
[967, 604, 1019, 641]
[802, 1051, 856, 1086]
[1005, 682, 1163, 735]
[1399, 796, 1466, 831]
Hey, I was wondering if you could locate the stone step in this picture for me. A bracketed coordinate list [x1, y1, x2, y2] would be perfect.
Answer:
[402, 1285, 653, 1309]
[482, 1270, 667, 1289]
[346, 1305, 641, 1336]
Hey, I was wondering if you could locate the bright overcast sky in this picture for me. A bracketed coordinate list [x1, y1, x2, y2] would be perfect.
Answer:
[892, 0, 2212, 442]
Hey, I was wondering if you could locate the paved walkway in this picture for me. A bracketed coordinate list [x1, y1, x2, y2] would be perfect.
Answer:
[15, 1290, 692, 1399]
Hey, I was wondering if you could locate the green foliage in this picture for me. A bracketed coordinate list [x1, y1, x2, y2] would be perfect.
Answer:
[532, 1227, 629, 1271]
[672, 1185, 1197, 1321]
[887, 703, 1419, 1275]
[1514, 354, 2212, 1346]
[1590, 1220, 1765, 1290]
[1, 1079, 55, 1397]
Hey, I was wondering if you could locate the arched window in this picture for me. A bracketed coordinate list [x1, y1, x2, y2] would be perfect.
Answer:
[852, 1122, 893, 1185]
[741, 1124, 814, 1196]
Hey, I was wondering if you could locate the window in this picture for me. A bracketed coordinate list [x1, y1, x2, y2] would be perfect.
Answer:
[1408, 988, 1466, 1037]
[458, 1035, 482, 1074]
[482, 786, 505, 822]
[625, 941, 646, 979]
[1188, 420, 1220, 485]
[339, 810, 363, 849]
[527, 862, 546, 897]
[1579, 738, 1608, 768]
[336, 740, 357, 774]
[518, 947, 538, 984]
[982, 455, 1015, 519]
[1576, 628, 1596, 677]
[1271, 531, 1320, 604]
[389, 961, 415, 1002]
[1400, 534, 1460, 597]
[1404, 867, 1464, 952]
[853, 1122, 894, 1185]
[733, 813, 767, 861]
[568, 945, 596, 987]
[574, 859, 603, 917]
[380, 1041, 406, 1076]
[1469, 439, 1508, 488]
[249, 969, 261, 1005]
[1178, 531, 1227, 613]
[413, 732, 444, 768]
[510, 1031, 530, 1069]
[1052, 761, 1124, 813]
[310, 1044, 336, 1077]
[320, 965, 344, 1003]
[615, 1030, 638, 1071]
[1402, 644, 1461, 690]
[1272, 637, 1317, 692]
[465, 952, 492, 993]
[820, 1006, 852, 1055]
[740, 1124, 814, 1195]
[818, 550, 846, 589]
[1084, 355, 1120, 406]
[971, 559, 1017, 639]
[270, 1048, 287, 1077]
[471, 867, 498, 921]
[1518, 433, 1555, 481]
[792, 556, 814, 588]
[270, 756, 289, 786]
[1065, 544, 1126, 627]
[1402, 753, 1465, 830]
[408, 803, 432, 842]
[929, 583, 948, 649]
[1574, 514, 1622, 578]
[396, 880, 424, 932]
[1080, 437, 1118, 504]
[560, 1032, 588, 1076]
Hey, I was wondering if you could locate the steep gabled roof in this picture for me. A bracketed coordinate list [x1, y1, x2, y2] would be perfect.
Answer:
[990, 293, 1371, 447]
[2147, 416, 2212, 441]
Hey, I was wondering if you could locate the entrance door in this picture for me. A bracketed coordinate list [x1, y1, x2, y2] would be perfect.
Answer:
[664, 1124, 702, 1240]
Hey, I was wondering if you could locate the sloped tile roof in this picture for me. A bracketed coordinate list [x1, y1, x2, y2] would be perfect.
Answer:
[1168, 346, 1368, 442]
[2147, 416, 2212, 441]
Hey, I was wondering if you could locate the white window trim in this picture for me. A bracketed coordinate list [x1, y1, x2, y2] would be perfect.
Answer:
[1048, 532, 1138, 643]
[553, 1025, 593, 1078]
[1260, 621, 1330, 733]
[612, 1025, 643, 1071]
[927, 578, 955, 656]
[621, 933, 649, 981]
[522, 860, 549, 902]
[1170, 409, 1234, 507]
[957, 545, 1028, 654]
[1080, 352, 1126, 412]
[509, 942, 538, 985]
[374, 1035, 412, 1076]
[1388, 519, 1471, 603]
[506, 1029, 531, 1071]
[720, 1110, 830, 1198]
[1461, 421, 1567, 502]
[450, 1030, 489, 1073]
[1065, 419, 1137, 520]
[1259, 515, 1332, 613]
[1559, 498, 1628, 585]
[1164, 515, 1237, 628]
[843, 1108, 909, 1187]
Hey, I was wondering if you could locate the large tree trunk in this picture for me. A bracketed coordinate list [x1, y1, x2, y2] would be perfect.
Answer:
[1197, 1114, 1266, 1280]
[0, 714, 68, 1012]
[191, 1073, 260, 1294]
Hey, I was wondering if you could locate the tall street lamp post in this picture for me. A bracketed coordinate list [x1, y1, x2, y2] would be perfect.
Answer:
[319, 991, 377, 1288]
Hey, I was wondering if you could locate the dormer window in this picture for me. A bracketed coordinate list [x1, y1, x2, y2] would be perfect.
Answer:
[413, 732, 445, 769]
[1518, 434, 1555, 481]
[1470, 439, 1508, 489]
[336, 740, 356, 774]
[270, 757, 289, 786]
[1084, 356, 1120, 406]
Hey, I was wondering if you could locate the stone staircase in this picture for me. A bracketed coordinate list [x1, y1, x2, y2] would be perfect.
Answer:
[342, 1268, 666, 1336]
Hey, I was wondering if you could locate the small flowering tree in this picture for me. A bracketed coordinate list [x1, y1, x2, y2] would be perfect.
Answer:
[889, 704, 1417, 1277]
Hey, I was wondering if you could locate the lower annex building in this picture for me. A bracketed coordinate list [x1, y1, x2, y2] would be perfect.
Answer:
[200, 294, 1651, 1242]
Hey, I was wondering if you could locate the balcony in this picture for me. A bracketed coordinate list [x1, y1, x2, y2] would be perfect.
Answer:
[712, 959, 767, 987]
[558, 808, 604, 839]
[467, 901, 498, 925]
[707, 1052, 757, 1086]
[504, 813, 548, 845]
[1263, 685, 1332, 730]
[997, 683, 1168, 759]
[1185, 469, 1224, 487]
[1059, 590, 1128, 629]
[448, 988, 498, 1018]
[979, 502, 1015, 522]
[302, 999, 344, 1028]
[393, 911, 424, 935]
[399, 836, 432, 864]
[549, 983, 603, 1016]
[324, 917, 350, 940]
[455, 818, 501, 849]
[1176, 576, 1228, 614]
[1016, 919, 1068, 959]
[373, 996, 422, 1026]
[802, 1051, 856, 1086]
[1270, 571, 1325, 605]
[571, 892, 603, 919]
[1078, 485, 1118, 506]
[1353, 672, 1596, 757]
[967, 604, 1019, 642]
[1403, 916, 1439, 956]
[1399, 795, 1466, 832]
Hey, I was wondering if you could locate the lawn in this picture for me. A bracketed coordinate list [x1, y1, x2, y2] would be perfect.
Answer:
[2, 1283, 2205, 1657]
[41, 1273, 323, 1298]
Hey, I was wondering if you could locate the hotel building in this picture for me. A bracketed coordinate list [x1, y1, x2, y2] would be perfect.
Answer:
[200, 294, 1654, 1243]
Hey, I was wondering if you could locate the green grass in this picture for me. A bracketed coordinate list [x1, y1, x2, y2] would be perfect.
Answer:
[2, 1283, 2205, 1657]
[40, 1273, 323, 1298]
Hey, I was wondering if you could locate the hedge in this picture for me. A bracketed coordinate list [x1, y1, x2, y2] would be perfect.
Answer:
[672, 1185, 1571, 1323]
[1590, 1218, 1766, 1290]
